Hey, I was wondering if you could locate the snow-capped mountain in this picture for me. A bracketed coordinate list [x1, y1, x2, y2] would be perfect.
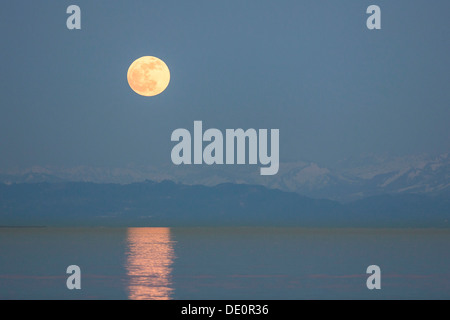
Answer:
[1, 153, 449, 202]
[267, 153, 450, 201]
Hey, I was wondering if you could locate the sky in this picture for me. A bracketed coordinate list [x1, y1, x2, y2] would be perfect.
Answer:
[0, 0, 449, 170]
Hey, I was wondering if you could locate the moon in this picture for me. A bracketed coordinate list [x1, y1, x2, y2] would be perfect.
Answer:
[127, 56, 170, 97]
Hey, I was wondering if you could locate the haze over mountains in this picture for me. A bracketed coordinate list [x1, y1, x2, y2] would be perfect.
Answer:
[0, 153, 449, 228]
[0, 180, 448, 228]
[2, 153, 449, 202]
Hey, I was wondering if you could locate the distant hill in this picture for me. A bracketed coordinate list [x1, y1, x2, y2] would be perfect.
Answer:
[0, 181, 448, 227]
[1, 152, 448, 202]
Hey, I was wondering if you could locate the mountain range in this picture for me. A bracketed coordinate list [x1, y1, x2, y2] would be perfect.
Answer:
[0, 180, 448, 228]
[1, 153, 449, 202]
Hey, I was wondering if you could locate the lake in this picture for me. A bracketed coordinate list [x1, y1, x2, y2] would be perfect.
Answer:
[0, 227, 449, 299]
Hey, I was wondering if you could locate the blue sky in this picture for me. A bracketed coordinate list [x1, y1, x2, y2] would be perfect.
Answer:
[0, 0, 449, 169]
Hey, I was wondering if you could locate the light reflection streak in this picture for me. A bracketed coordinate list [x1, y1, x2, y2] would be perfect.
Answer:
[126, 228, 175, 300]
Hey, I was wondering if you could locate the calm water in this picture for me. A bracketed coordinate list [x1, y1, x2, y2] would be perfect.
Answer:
[0, 227, 449, 299]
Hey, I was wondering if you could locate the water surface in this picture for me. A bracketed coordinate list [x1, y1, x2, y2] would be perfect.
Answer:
[0, 227, 449, 299]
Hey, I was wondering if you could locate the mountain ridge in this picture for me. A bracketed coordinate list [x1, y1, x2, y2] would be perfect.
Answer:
[0, 180, 448, 228]
[1, 153, 448, 202]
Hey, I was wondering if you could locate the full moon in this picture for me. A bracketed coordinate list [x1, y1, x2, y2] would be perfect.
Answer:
[127, 56, 170, 97]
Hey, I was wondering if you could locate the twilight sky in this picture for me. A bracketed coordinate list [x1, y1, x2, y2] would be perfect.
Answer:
[0, 0, 449, 170]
